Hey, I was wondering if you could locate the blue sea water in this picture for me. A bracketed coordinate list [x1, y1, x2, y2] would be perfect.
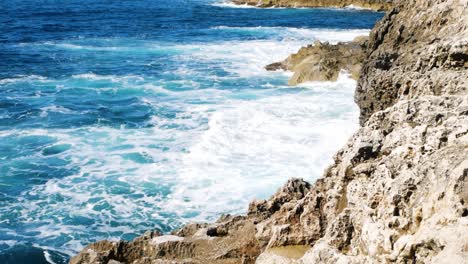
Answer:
[0, 1, 383, 263]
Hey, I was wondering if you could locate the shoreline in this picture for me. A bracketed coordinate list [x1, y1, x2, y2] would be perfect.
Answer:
[213, 1, 382, 11]
[230, 0, 392, 11]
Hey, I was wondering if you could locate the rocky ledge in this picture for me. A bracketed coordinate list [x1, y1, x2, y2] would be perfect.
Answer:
[265, 37, 367, 85]
[72, 0, 468, 263]
[232, 0, 393, 11]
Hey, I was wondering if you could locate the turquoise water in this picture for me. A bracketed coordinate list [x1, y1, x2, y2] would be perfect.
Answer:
[0, 0, 383, 262]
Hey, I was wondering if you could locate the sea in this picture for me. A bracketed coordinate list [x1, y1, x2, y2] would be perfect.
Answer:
[0, 0, 383, 263]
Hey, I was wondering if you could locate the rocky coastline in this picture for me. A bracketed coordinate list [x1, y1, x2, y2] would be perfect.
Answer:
[71, 0, 468, 263]
[232, 0, 392, 11]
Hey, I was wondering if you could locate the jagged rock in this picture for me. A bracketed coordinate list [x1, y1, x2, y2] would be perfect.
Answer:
[265, 38, 367, 85]
[355, 0, 468, 125]
[171, 223, 208, 237]
[71, 0, 468, 263]
[265, 62, 286, 71]
[70, 179, 311, 264]
[248, 178, 311, 221]
[232, 0, 393, 11]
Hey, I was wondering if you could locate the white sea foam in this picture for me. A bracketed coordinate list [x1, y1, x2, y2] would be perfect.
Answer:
[211, 1, 259, 8]
[71, 73, 145, 82]
[345, 4, 373, 10]
[210, 26, 370, 43]
[4, 72, 358, 253]
[2, 23, 365, 257]
[177, 40, 298, 78]
[0, 75, 48, 85]
[18, 41, 181, 56]
[163, 72, 358, 220]
[18, 41, 118, 51]
[11, 28, 369, 85]
[0, 240, 19, 247]
[175, 27, 368, 78]
[44, 251, 57, 264]
[39, 105, 75, 117]
[55, 43, 122, 51]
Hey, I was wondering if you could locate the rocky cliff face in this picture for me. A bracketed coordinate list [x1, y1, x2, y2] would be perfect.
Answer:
[355, 0, 468, 125]
[71, 0, 468, 263]
[265, 37, 367, 85]
[233, 0, 392, 11]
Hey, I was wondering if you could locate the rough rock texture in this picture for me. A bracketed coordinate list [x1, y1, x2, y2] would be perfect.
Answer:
[265, 37, 367, 85]
[71, 0, 468, 263]
[70, 179, 311, 264]
[232, 0, 393, 11]
[355, 0, 468, 125]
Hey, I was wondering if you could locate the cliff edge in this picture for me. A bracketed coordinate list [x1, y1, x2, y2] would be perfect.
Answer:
[71, 0, 468, 263]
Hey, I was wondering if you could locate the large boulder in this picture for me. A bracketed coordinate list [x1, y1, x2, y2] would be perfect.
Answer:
[265, 37, 367, 85]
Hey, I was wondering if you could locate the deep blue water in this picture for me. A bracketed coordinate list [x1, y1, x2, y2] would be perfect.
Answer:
[0, 1, 382, 263]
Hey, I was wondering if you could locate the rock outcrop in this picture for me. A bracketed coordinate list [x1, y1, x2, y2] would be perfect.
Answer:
[70, 179, 311, 264]
[232, 0, 393, 11]
[71, 0, 468, 263]
[265, 37, 367, 85]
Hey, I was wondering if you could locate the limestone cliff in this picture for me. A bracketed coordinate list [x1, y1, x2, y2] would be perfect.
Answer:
[232, 0, 392, 11]
[355, 0, 468, 125]
[71, 0, 468, 263]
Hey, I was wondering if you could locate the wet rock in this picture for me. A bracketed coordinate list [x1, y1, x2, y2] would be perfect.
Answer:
[265, 62, 286, 71]
[206, 226, 228, 237]
[266, 39, 367, 85]
[248, 178, 311, 221]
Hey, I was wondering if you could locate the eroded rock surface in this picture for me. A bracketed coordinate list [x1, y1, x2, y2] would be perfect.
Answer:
[70, 179, 309, 264]
[355, 0, 468, 125]
[232, 0, 392, 11]
[265, 37, 367, 85]
[71, 0, 468, 263]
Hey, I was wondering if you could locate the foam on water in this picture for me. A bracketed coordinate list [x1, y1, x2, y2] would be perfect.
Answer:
[176, 28, 369, 78]
[1, 72, 358, 255]
[0, 75, 48, 85]
[211, 1, 260, 8]
[44, 251, 57, 264]
[345, 4, 373, 10]
[1, 40, 358, 255]
[210, 26, 370, 43]
[168, 73, 358, 220]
